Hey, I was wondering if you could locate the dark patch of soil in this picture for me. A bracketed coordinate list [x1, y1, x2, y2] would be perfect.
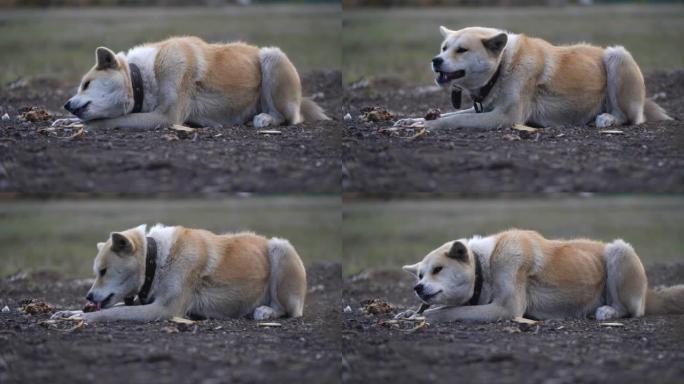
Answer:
[0, 262, 341, 384]
[342, 263, 684, 384]
[342, 71, 684, 193]
[0, 71, 341, 194]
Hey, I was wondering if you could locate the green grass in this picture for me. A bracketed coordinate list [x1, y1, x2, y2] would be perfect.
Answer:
[343, 4, 684, 84]
[0, 196, 341, 278]
[0, 5, 341, 83]
[342, 196, 684, 276]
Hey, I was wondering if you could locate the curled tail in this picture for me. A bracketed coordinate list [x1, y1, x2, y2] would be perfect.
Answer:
[644, 99, 673, 122]
[301, 97, 330, 122]
[645, 285, 684, 315]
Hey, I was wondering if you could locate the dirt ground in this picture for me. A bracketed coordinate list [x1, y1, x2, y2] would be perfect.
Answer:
[342, 262, 684, 384]
[0, 70, 341, 194]
[342, 71, 684, 193]
[0, 262, 341, 384]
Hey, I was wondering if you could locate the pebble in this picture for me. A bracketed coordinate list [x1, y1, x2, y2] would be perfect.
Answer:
[343, 305, 352, 313]
[1, 305, 9, 313]
[1, 113, 9, 121]
[343, 113, 352, 121]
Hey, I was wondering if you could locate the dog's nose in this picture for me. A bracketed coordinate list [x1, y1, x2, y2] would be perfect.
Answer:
[64, 100, 74, 113]
[432, 57, 443, 68]
[414, 284, 424, 295]
[86, 292, 94, 302]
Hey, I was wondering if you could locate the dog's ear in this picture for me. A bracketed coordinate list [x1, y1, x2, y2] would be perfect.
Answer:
[446, 241, 468, 262]
[439, 26, 452, 38]
[96, 242, 105, 252]
[402, 262, 420, 277]
[95, 47, 119, 70]
[110, 232, 133, 254]
[482, 33, 508, 54]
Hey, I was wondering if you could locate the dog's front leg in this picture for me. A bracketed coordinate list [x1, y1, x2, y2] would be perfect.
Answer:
[428, 106, 520, 130]
[80, 302, 177, 323]
[423, 303, 514, 323]
[86, 111, 174, 130]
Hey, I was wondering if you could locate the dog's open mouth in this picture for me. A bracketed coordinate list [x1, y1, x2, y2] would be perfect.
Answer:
[420, 290, 442, 303]
[436, 70, 466, 85]
[84, 293, 114, 312]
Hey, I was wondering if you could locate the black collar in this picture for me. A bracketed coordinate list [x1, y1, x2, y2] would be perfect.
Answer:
[468, 253, 483, 306]
[129, 63, 144, 114]
[137, 236, 157, 305]
[471, 60, 503, 113]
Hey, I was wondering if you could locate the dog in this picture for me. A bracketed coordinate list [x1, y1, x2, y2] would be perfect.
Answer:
[397, 229, 684, 323]
[51, 224, 307, 323]
[56, 36, 328, 130]
[395, 26, 672, 130]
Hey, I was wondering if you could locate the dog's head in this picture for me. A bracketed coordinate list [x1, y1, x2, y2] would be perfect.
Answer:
[63, 47, 133, 121]
[86, 224, 146, 309]
[402, 240, 476, 306]
[432, 26, 508, 90]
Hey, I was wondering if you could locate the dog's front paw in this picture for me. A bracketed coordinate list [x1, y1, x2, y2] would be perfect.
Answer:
[51, 117, 83, 127]
[51, 310, 85, 320]
[394, 309, 417, 319]
[394, 117, 426, 128]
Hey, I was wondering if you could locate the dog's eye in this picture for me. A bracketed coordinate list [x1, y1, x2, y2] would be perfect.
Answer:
[442, 46, 447, 52]
[456, 47, 468, 53]
[418, 273, 424, 279]
[433, 266, 443, 274]
[82, 80, 90, 90]
[99, 268, 107, 277]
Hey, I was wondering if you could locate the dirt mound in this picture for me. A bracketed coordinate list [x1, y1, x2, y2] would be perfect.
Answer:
[343, 70, 684, 193]
[0, 262, 341, 384]
[0, 71, 342, 194]
[342, 262, 684, 384]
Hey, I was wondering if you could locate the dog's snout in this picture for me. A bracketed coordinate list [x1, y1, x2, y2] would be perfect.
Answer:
[86, 292, 94, 302]
[65, 100, 90, 117]
[64, 100, 74, 113]
[432, 57, 443, 68]
[414, 284, 424, 295]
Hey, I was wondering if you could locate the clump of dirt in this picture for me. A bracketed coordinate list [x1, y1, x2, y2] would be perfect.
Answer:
[0, 71, 341, 194]
[343, 70, 684, 193]
[0, 262, 341, 383]
[342, 262, 684, 384]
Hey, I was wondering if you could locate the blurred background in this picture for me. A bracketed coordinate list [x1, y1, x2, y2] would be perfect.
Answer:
[0, 0, 340, 84]
[342, 1, 684, 84]
[343, 195, 684, 275]
[0, 196, 341, 277]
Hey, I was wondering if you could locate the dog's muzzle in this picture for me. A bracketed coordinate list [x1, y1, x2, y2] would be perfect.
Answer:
[64, 100, 91, 118]
[436, 70, 466, 85]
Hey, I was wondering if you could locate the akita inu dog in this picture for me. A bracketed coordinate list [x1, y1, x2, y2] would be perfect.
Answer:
[57, 36, 328, 130]
[52, 224, 307, 323]
[395, 27, 672, 130]
[397, 229, 684, 323]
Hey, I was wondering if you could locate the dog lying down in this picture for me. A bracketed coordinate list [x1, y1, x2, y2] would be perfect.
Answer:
[397, 229, 684, 323]
[395, 26, 672, 130]
[54, 36, 329, 130]
[51, 224, 307, 323]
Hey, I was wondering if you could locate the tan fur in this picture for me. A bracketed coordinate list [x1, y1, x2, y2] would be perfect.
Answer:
[400, 229, 683, 323]
[396, 26, 671, 130]
[53, 224, 307, 323]
[60, 36, 328, 130]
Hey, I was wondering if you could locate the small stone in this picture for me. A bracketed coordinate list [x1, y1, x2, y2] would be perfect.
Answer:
[343, 113, 352, 121]
[1, 113, 9, 121]
[343, 305, 352, 313]
[1, 305, 9, 313]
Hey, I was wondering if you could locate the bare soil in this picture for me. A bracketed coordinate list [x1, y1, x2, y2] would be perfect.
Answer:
[0, 70, 341, 194]
[342, 71, 684, 193]
[0, 262, 341, 384]
[342, 262, 684, 384]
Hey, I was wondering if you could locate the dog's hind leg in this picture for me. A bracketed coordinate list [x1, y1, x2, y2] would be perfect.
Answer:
[596, 46, 646, 128]
[597, 239, 647, 320]
[253, 237, 307, 320]
[253, 47, 303, 128]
